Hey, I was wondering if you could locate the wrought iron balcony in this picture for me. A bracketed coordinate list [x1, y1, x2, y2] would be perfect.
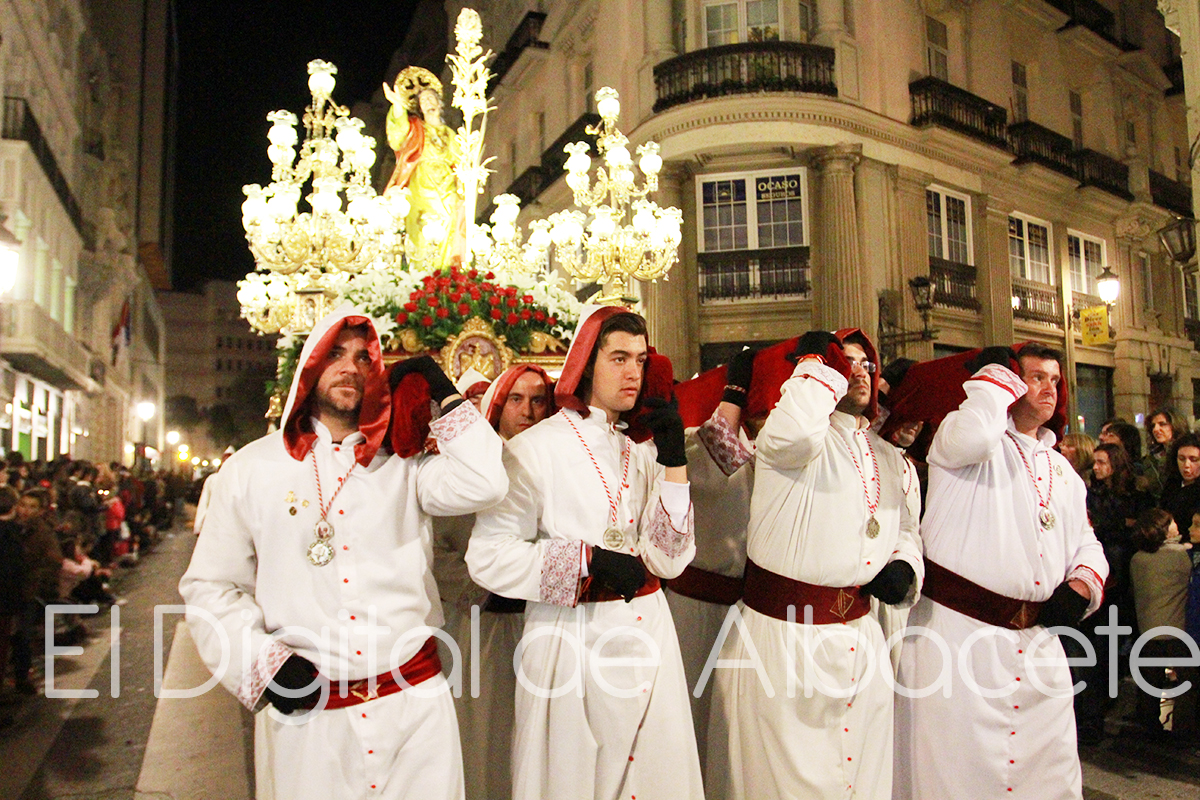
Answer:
[1045, 0, 1128, 47]
[488, 12, 550, 93]
[2, 97, 84, 235]
[1150, 170, 1193, 218]
[653, 41, 836, 113]
[909, 77, 1008, 150]
[1011, 277, 1063, 326]
[698, 246, 810, 301]
[1075, 149, 1131, 200]
[929, 256, 981, 312]
[1008, 120, 1076, 181]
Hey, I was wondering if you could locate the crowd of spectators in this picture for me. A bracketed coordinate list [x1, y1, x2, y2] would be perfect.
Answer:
[1059, 409, 1200, 745]
[0, 454, 186, 717]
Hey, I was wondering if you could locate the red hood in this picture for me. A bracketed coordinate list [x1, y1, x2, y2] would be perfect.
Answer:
[482, 364, 555, 431]
[834, 328, 880, 422]
[282, 303, 391, 467]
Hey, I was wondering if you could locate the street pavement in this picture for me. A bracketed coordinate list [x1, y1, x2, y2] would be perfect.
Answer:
[0, 511, 1197, 799]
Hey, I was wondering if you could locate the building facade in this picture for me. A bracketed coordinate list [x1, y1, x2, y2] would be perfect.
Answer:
[454, 0, 1195, 437]
[0, 0, 172, 465]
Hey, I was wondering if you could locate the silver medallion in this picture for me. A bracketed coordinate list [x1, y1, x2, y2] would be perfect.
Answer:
[602, 527, 627, 550]
[866, 516, 880, 539]
[1039, 508, 1056, 530]
[314, 519, 334, 540]
[307, 539, 335, 566]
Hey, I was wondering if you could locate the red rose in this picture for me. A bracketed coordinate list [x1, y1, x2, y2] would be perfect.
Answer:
[486, 271, 495, 280]
[436, 306, 449, 319]
[403, 302, 418, 313]
[469, 289, 481, 301]
[481, 282, 493, 292]
[457, 303, 470, 315]
[519, 309, 531, 321]
[426, 296, 439, 307]
[467, 269, 478, 279]
[506, 312, 519, 325]
[534, 310, 546, 322]
[506, 297, 519, 308]
[438, 278, 451, 289]
[490, 308, 503, 320]
[449, 291, 462, 303]
[422, 275, 435, 285]
[548, 316, 557, 326]
[421, 315, 433, 327]
[396, 311, 409, 324]
[504, 286, 517, 297]
[488, 296, 501, 306]
[522, 295, 534, 304]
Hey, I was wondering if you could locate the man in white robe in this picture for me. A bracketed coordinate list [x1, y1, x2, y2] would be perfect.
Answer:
[435, 364, 554, 800]
[709, 329, 922, 800]
[467, 306, 703, 800]
[893, 344, 1108, 800]
[179, 303, 508, 800]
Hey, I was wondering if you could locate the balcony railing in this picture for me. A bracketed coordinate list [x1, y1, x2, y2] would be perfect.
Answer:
[2, 97, 84, 235]
[654, 41, 836, 113]
[698, 246, 810, 301]
[0, 299, 90, 390]
[1011, 277, 1063, 326]
[1150, 170, 1193, 218]
[1075, 149, 1132, 200]
[487, 12, 550, 93]
[909, 77, 1008, 150]
[1009, 120, 1076, 180]
[929, 256, 981, 311]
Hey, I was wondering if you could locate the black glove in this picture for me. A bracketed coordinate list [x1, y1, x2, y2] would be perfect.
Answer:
[859, 560, 915, 606]
[263, 654, 321, 713]
[1037, 582, 1090, 629]
[789, 331, 852, 380]
[722, 347, 758, 407]
[389, 355, 459, 405]
[640, 397, 686, 467]
[965, 346, 1017, 375]
[590, 547, 646, 602]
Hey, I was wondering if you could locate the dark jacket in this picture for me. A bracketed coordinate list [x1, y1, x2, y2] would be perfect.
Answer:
[0, 518, 23, 615]
[1160, 478, 1200, 535]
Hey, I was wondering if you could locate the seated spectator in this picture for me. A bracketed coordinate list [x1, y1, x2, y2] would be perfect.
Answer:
[1058, 432, 1096, 480]
[1130, 508, 1196, 739]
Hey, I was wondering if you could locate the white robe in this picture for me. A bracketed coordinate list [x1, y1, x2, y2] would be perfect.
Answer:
[466, 407, 704, 800]
[179, 404, 508, 800]
[708, 361, 922, 800]
[665, 409, 754, 785]
[893, 364, 1107, 800]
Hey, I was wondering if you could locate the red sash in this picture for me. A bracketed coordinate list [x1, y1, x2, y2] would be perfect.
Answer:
[742, 559, 871, 625]
[665, 564, 744, 606]
[321, 636, 441, 710]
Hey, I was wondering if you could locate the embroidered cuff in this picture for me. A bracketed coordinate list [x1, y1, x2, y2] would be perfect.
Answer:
[649, 496, 693, 559]
[969, 363, 1027, 399]
[430, 400, 480, 443]
[236, 638, 294, 711]
[1068, 565, 1106, 617]
[540, 539, 584, 607]
[697, 408, 753, 476]
[792, 361, 849, 401]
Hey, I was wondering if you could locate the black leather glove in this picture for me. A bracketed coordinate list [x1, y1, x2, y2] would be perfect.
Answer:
[590, 547, 646, 602]
[721, 347, 758, 407]
[859, 560, 915, 606]
[789, 331, 852, 380]
[965, 346, 1017, 375]
[640, 397, 686, 467]
[1037, 581, 1090, 629]
[264, 654, 321, 713]
[389, 355, 459, 405]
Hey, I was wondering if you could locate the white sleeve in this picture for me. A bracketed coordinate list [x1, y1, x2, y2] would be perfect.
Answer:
[639, 476, 695, 580]
[417, 402, 509, 516]
[755, 361, 846, 472]
[888, 454, 924, 607]
[927, 364, 1027, 470]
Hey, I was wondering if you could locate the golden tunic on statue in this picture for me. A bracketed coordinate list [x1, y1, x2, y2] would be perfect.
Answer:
[385, 107, 463, 266]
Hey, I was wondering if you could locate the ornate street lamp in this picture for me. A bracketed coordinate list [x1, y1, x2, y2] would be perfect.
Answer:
[877, 276, 940, 361]
[1095, 266, 1120, 305]
[1158, 216, 1196, 272]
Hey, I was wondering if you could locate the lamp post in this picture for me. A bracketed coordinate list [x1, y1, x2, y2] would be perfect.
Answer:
[877, 276, 940, 362]
[1159, 216, 1197, 272]
[1096, 266, 1120, 306]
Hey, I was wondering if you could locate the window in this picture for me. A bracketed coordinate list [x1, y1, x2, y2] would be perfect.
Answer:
[1069, 91, 1083, 150]
[1139, 251, 1154, 311]
[926, 187, 972, 264]
[703, 0, 779, 46]
[1184, 272, 1198, 320]
[798, 1, 817, 40]
[926, 17, 949, 82]
[1011, 61, 1028, 123]
[698, 169, 808, 252]
[1066, 231, 1105, 296]
[1009, 214, 1052, 284]
[1125, 119, 1136, 146]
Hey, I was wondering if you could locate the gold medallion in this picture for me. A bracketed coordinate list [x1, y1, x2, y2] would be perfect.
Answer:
[866, 516, 880, 539]
[307, 539, 335, 566]
[315, 519, 335, 540]
[602, 527, 627, 550]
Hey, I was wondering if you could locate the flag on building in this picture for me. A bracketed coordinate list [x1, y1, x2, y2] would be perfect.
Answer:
[111, 298, 131, 365]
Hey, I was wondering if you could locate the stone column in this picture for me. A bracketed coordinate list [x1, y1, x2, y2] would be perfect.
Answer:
[641, 163, 695, 375]
[637, 0, 677, 121]
[811, 144, 870, 333]
[975, 199, 1015, 346]
[892, 166, 936, 362]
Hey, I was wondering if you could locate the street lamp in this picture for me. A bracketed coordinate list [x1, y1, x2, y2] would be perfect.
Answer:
[878, 275, 940, 361]
[1095, 266, 1120, 305]
[166, 430, 180, 445]
[1159, 216, 1197, 271]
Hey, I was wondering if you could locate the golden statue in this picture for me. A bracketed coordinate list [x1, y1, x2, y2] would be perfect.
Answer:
[383, 67, 465, 268]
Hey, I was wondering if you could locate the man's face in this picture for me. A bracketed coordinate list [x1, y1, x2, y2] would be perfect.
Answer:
[498, 371, 549, 440]
[586, 331, 647, 420]
[1011, 356, 1060, 430]
[313, 328, 371, 423]
[835, 342, 873, 417]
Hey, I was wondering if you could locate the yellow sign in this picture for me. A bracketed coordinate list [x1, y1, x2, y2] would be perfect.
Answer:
[1079, 305, 1110, 346]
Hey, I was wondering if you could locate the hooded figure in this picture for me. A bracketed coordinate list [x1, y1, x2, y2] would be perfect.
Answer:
[707, 327, 923, 800]
[480, 363, 555, 434]
[466, 306, 703, 800]
[180, 301, 507, 800]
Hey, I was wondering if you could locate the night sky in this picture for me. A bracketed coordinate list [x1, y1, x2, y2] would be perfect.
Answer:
[172, 0, 421, 291]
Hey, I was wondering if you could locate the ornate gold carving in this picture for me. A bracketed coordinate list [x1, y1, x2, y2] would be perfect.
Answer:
[399, 329, 426, 354]
[527, 331, 568, 354]
[439, 317, 514, 381]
